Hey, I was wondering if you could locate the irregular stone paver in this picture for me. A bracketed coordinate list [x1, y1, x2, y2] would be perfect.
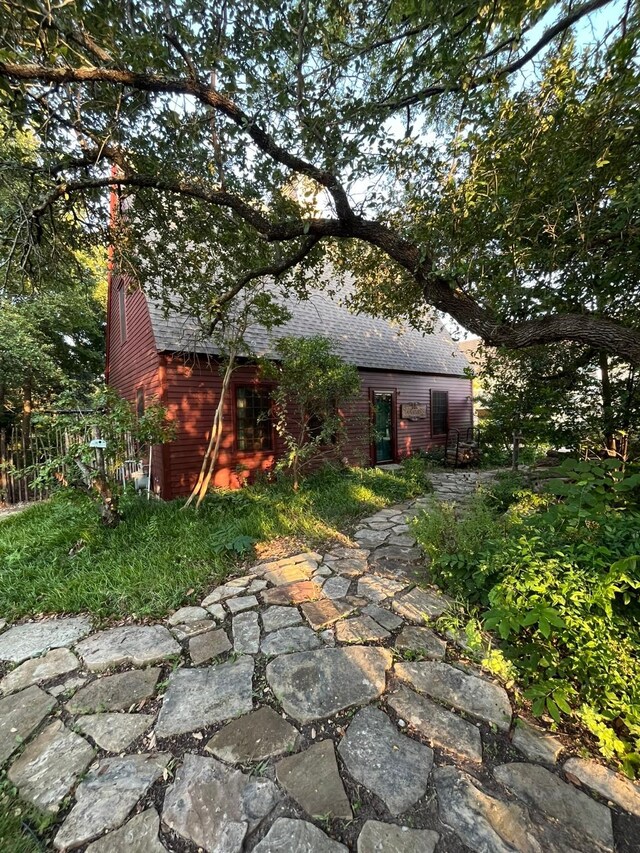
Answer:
[494, 762, 614, 851]
[0, 684, 56, 765]
[75, 625, 180, 672]
[167, 606, 208, 625]
[357, 820, 439, 853]
[206, 602, 225, 621]
[170, 618, 215, 640]
[162, 753, 280, 852]
[261, 626, 322, 656]
[391, 588, 450, 623]
[53, 753, 169, 850]
[564, 757, 640, 817]
[362, 603, 403, 631]
[232, 610, 260, 653]
[189, 628, 232, 664]
[354, 528, 390, 547]
[395, 626, 447, 660]
[387, 684, 482, 763]
[335, 615, 390, 644]
[357, 575, 408, 603]
[313, 565, 333, 578]
[8, 720, 94, 812]
[261, 605, 302, 632]
[85, 809, 166, 853]
[512, 719, 563, 765]
[321, 575, 352, 599]
[267, 646, 392, 723]
[435, 766, 545, 853]
[248, 578, 268, 592]
[301, 598, 356, 630]
[76, 713, 154, 752]
[226, 594, 259, 614]
[339, 706, 433, 815]
[202, 581, 248, 607]
[395, 661, 512, 731]
[262, 579, 324, 606]
[0, 617, 92, 663]
[276, 740, 352, 819]
[372, 545, 421, 562]
[155, 656, 254, 737]
[206, 706, 300, 763]
[66, 668, 160, 714]
[329, 559, 366, 578]
[262, 563, 314, 586]
[0, 647, 79, 695]
[253, 818, 347, 852]
[48, 675, 87, 697]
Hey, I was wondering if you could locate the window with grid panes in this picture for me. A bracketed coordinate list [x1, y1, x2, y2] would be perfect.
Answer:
[235, 386, 273, 451]
[431, 390, 449, 435]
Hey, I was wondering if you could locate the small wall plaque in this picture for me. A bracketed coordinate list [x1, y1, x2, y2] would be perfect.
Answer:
[401, 403, 427, 420]
[89, 438, 107, 449]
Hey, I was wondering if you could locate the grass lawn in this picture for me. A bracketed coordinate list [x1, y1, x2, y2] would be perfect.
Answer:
[0, 463, 429, 621]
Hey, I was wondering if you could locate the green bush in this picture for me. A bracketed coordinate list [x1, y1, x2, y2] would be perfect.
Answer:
[413, 458, 640, 776]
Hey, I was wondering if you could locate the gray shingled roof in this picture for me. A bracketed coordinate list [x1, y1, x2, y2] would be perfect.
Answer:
[146, 288, 469, 376]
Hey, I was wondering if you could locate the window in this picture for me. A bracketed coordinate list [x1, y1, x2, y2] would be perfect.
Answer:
[136, 387, 145, 418]
[306, 412, 338, 444]
[431, 390, 449, 435]
[118, 285, 126, 342]
[236, 386, 273, 452]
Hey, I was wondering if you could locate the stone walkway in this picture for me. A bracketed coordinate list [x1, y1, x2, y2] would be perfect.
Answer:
[0, 472, 638, 852]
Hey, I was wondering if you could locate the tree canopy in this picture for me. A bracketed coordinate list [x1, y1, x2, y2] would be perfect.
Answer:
[0, 0, 638, 361]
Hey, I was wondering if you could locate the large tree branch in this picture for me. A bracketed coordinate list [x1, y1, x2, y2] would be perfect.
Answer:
[0, 61, 355, 222]
[380, 0, 614, 110]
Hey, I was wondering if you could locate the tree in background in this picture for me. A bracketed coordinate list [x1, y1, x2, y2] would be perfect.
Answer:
[262, 336, 360, 490]
[0, 1, 638, 366]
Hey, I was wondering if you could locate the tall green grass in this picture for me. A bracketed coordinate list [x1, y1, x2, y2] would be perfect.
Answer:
[0, 464, 427, 621]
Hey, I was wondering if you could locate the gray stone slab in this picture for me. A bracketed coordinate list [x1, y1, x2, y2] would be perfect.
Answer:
[354, 528, 390, 547]
[266, 646, 392, 723]
[226, 594, 259, 614]
[75, 625, 180, 672]
[206, 705, 300, 763]
[387, 685, 482, 763]
[253, 818, 348, 852]
[76, 713, 154, 752]
[335, 616, 390, 644]
[155, 657, 254, 737]
[261, 626, 322, 656]
[357, 575, 408, 604]
[494, 762, 614, 851]
[395, 661, 512, 731]
[0, 617, 92, 663]
[391, 588, 450, 623]
[85, 809, 166, 852]
[276, 740, 352, 819]
[189, 628, 232, 664]
[321, 576, 352, 600]
[357, 820, 439, 853]
[233, 610, 260, 653]
[0, 647, 79, 695]
[564, 757, 640, 818]
[202, 582, 248, 607]
[512, 719, 563, 765]
[362, 604, 403, 632]
[168, 606, 208, 625]
[206, 602, 225, 621]
[8, 720, 94, 812]
[170, 619, 215, 640]
[261, 606, 302, 633]
[395, 626, 446, 660]
[162, 753, 280, 852]
[66, 668, 160, 714]
[248, 579, 268, 593]
[48, 676, 87, 698]
[338, 706, 433, 815]
[435, 766, 546, 853]
[0, 684, 56, 766]
[371, 545, 421, 562]
[53, 753, 169, 850]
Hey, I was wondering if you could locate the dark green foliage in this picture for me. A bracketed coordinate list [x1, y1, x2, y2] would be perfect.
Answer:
[413, 459, 640, 775]
[0, 464, 424, 621]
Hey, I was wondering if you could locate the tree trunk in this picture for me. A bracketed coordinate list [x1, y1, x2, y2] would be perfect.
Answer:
[599, 352, 616, 454]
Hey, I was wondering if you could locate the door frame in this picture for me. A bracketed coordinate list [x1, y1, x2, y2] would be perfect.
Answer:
[369, 388, 398, 465]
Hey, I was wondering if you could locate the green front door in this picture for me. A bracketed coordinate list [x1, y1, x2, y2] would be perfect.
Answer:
[374, 392, 393, 463]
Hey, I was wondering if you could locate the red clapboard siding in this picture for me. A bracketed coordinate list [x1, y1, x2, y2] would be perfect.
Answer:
[105, 275, 164, 492]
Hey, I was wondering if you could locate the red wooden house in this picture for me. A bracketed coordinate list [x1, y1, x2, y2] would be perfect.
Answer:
[105, 277, 472, 499]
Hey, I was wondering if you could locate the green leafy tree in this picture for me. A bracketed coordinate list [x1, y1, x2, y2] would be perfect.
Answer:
[262, 336, 360, 489]
[0, 1, 638, 365]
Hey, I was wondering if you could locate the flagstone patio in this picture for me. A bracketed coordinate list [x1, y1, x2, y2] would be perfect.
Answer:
[0, 471, 638, 851]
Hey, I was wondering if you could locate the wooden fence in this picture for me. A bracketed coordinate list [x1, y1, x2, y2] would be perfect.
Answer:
[0, 414, 145, 506]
